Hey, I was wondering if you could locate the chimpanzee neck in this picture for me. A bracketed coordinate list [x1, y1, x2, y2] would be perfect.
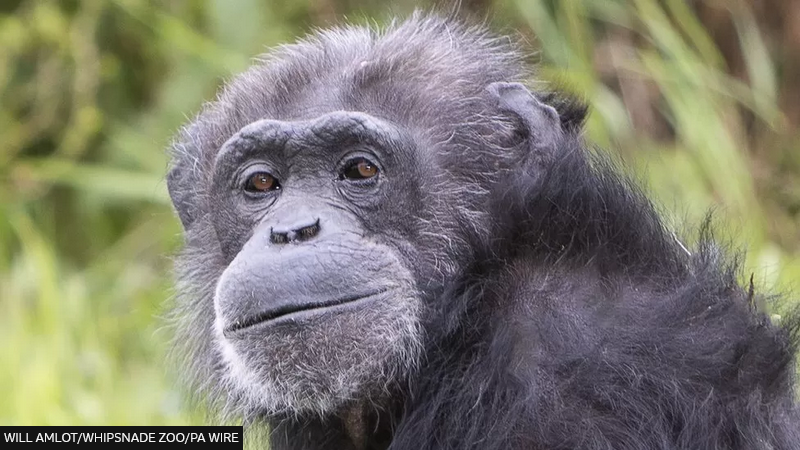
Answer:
[490, 137, 690, 282]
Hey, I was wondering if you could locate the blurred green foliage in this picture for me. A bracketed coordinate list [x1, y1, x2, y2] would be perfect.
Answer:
[1, 0, 798, 426]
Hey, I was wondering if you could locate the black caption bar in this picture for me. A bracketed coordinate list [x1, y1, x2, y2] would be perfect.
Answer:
[0, 427, 243, 448]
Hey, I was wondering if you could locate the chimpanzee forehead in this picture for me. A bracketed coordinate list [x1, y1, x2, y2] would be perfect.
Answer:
[214, 110, 406, 166]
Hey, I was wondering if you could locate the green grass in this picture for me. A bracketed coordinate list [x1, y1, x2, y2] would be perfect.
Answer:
[1, 0, 798, 427]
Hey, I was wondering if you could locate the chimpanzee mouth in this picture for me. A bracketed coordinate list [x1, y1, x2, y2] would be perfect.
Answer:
[224, 290, 387, 335]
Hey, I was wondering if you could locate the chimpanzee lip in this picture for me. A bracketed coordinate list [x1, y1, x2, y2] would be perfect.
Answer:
[224, 290, 387, 335]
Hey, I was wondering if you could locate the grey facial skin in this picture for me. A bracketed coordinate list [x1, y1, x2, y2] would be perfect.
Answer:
[167, 13, 799, 450]
[209, 112, 423, 415]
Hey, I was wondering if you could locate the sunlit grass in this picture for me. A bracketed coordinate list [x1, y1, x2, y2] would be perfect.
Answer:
[0, 206, 198, 425]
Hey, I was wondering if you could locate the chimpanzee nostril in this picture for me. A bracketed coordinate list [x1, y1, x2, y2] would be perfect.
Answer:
[270, 219, 320, 244]
[269, 230, 289, 244]
[294, 220, 320, 241]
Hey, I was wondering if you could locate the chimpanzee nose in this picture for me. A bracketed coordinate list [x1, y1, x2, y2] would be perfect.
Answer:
[270, 219, 320, 244]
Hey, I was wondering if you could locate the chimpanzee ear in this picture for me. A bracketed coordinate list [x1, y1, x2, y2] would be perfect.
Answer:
[167, 158, 198, 231]
[486, 82, 562, 150]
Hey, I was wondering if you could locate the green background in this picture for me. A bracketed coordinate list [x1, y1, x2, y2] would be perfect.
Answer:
[1, 0, 798, 426]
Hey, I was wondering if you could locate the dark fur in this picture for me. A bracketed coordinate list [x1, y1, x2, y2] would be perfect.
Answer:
[167, 13, 800, 450]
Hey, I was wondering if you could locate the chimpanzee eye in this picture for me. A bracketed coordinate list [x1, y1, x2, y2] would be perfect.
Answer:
[245, 172, 280, 192]
[341, 158, 379, 180]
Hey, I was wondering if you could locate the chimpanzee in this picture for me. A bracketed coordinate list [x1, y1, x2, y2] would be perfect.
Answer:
[166, 14, 800, 450]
